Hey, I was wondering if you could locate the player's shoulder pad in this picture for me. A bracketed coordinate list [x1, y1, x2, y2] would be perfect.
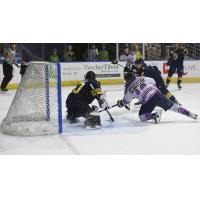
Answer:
[148, 65, 161, 74]
[88, 80, 102, 95]
[88, 79, 101, 87]
[153, 66, 161, 74]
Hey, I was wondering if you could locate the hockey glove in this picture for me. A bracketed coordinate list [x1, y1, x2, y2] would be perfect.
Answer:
[98, 99, 108, 110]
[117, 100, 125, 108]
[98, 94, 110, 110]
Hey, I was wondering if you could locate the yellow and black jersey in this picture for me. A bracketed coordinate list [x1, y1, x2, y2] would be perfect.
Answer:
[69, 79, 103, 104]
[174, 47, 188, 66]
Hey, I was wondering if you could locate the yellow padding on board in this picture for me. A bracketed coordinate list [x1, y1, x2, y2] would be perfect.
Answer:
[6, 77, 200, 90]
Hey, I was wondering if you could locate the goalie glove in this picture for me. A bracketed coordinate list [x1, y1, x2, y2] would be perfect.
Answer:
[117, 100, 125, 108]
[98, 93, 110, 110]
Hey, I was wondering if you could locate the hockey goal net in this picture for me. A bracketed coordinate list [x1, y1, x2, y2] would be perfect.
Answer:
[1, 62, 62, 136]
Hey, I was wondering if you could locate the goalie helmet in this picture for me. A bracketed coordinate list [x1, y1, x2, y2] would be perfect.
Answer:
[85, 71, 96, 80]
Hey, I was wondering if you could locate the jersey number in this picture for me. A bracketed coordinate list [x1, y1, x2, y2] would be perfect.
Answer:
[72, 82, 85, 94]
[134, 83, 147, 95]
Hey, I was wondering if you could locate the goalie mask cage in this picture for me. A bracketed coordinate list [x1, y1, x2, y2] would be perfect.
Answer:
[1, 62, 63, 136]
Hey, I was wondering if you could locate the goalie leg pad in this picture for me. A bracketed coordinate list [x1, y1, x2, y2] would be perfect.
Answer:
[84, 115, 102, 129]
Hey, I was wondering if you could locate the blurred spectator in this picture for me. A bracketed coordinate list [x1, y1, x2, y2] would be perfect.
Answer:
[119, 47, 135, 66]
[156, 46, 161, 59]
[83, 44, 99, 61]
[99, 45, 110, 61]
[49, 48, 59, 62]
[132, 44, 142, 60]
[0, 43, 4, 56]
[161, 43, 166, 59]
[63, 45, 76, 62]
[0, 44, 4, 63]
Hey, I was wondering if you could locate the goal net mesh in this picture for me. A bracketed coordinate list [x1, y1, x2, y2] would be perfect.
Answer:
[1, 62, 62, 136]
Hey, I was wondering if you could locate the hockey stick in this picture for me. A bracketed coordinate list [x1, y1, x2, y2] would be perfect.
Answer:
[105, 108, 114, 122]
[98, 104, 118, 113]
[98, 104, 117, 122]
[112, 60, 132, 111]
[89, 83, 115, 121]
[112, 59, 126, 68]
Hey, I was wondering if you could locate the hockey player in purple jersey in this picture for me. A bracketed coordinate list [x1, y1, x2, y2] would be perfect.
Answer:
[117, 71, 198, 123]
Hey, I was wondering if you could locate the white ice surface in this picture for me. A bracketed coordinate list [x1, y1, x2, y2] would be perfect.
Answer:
[0, 83, 200, 154]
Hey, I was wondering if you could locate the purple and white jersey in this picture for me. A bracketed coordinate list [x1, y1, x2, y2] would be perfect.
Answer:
[123, 76, 159, 104]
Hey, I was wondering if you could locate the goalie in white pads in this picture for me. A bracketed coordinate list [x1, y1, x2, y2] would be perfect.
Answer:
[66, 71, 110, 129]
[117, 71, 198, 123]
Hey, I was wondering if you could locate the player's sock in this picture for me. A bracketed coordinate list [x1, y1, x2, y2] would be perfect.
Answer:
[177, 78, 182, 89]
[169, 104, 197, 119]
[169, 96, 182, 106]
[166, 77, 171, 88]
[166, 92, 182, 106]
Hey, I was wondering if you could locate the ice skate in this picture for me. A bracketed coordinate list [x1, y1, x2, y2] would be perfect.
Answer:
[188, 112, 198, 120]
[177, 83, 182, 90]
[152, 110, 162, 124]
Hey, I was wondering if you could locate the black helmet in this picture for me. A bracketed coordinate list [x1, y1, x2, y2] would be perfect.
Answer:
[135, 58, 144, 65]
[85, 71, 96, 80]
[123, 65, 138, 76]
[123, 71, 136, 82]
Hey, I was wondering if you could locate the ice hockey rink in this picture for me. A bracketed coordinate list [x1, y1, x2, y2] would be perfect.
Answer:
[0, 83, 200, 155]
